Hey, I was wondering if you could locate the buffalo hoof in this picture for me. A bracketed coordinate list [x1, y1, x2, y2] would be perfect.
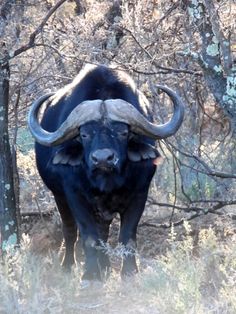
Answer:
[100, 266, 112, 281]
[121, 261, 138, 279]
[82, 264, 102, 282]
[61, 254, 76, 272]
[80, 279, 91, 290]
[80, 279, 103, 290]
[61, 261, 74, 272]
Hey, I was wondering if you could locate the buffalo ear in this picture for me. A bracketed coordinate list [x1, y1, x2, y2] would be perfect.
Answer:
[128, 141, 161, 162]
[52, 143, 83, 166]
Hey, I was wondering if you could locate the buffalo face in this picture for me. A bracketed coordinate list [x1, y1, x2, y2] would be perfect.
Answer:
[79, 121, 130, 192]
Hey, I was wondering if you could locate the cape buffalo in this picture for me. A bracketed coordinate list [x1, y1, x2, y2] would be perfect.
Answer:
[28, 64, 184, 281]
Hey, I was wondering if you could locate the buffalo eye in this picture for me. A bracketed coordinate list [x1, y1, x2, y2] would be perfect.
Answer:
[80, 133, 90, 140]
[118, 130, 129, 138]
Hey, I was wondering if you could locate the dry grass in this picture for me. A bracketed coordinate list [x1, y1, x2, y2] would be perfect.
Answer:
[1, 224, 235, 314]
[14, 134, 236, 314]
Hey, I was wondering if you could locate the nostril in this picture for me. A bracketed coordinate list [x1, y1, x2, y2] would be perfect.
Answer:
[107, 152, 115, 162]
[91, 149, 116, 166]
[91, 154, 98, 164]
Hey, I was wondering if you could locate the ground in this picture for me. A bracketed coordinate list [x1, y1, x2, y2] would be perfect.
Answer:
[12, 208, 235, 314]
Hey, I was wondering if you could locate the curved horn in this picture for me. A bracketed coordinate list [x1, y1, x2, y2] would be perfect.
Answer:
[28, 94, 103, 146]
[105, 85, 184, 139]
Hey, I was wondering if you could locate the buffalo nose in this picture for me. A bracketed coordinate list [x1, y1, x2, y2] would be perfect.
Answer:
[91, 149, 116, 166]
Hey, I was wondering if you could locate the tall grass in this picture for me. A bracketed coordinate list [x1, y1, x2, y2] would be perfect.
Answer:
[0, 225, 235, 314]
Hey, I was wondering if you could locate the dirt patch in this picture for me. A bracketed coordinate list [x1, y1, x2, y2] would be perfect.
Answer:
[21, 204, 236, 265]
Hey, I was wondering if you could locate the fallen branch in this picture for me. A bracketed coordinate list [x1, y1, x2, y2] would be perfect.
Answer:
[142, 198, 236, 229]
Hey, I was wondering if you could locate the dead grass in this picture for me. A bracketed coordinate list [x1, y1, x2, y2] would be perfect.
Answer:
[1, 223, 235, 314]
[14, 144, 236, 314]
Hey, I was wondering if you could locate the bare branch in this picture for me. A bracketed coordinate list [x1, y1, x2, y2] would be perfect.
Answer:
[0, 0, 15, 20]
[5, 0, 68, 62]
[139, 212, 202, 229]
[155, 1, 179, 28]
[164, 140, 236, 179]
[141, 199, 236, 229]
[120, 26, 202, 76]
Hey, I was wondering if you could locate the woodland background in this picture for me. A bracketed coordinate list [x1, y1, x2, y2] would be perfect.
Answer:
[0, 1, 236, 313]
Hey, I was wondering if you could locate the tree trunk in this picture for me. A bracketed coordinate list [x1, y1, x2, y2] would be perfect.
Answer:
[186, 0, 236, 134]
[0, 61, 19, 252]
[0, 0, 69, 253]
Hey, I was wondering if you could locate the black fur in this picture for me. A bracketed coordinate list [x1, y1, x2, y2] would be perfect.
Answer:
[35, 65, 160, 280]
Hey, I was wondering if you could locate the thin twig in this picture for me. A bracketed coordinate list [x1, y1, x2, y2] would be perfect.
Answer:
[165, 140, 236, 179]
[120, 26, 202, 76]
[3, 0, 68, 62]
[140, 199, 236, 229]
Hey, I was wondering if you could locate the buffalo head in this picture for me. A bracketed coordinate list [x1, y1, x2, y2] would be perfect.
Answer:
[28, 85, 184, 192]
[28, 85, 184, 145]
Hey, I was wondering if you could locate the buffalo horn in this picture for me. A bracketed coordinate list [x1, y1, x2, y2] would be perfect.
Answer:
[28, 94, 103, 146]
[105, 85, 184, 139]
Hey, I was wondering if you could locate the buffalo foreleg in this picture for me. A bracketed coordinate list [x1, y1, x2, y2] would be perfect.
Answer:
[64, 189, 101, 281]
[55, 196, 77, 270]
[96, 220, 112, 279]
[119, 192, 148, 277]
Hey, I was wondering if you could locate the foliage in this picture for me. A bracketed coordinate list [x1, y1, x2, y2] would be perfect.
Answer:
[17, 128, 34, 155]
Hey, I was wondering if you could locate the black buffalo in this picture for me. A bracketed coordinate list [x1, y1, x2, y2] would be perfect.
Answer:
[28, 65, 184, 281]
